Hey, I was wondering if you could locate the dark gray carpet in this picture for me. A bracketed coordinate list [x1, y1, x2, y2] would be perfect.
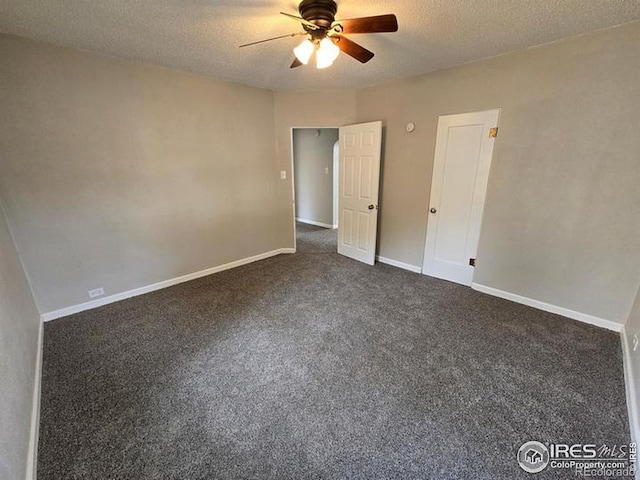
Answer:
[295, 222, 337, 253]
[38, 225, 630, 479]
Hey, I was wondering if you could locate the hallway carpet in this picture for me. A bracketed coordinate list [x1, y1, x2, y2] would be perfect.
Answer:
[295, 222, 337, 253]
[38, 225, 630, 479]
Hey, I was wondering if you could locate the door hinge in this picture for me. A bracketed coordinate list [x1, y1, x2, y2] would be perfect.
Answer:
[469, 258, 476, 267]
[489, 127, 498, 138]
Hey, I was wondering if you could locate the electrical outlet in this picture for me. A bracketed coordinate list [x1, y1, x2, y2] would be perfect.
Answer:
[88, 287, 105, 299]
[280, 170, 287, 180]
[633, 334, 639, 352]
[324, 167, 329, 175]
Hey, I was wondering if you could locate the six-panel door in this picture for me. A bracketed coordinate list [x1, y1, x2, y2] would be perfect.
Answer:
[338, 121, 382, 265]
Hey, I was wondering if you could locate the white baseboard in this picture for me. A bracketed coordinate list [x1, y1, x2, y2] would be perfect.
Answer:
[376, 255, 422, 274]
[41, 248, 295, 322]
[621, 325, 640, 459]
[471, 283, 622, 332]
[25, 321, 43, 480]
[296, 217, 335, 229]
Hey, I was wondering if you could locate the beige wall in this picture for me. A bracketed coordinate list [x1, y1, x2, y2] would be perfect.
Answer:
[0, 199, 41, 480]
[293, 128, 339, 226]
[274, 90, 356, 247]
[625, 284, 640, 442]
[2, 23, 639, 326]
[0, 35, 281, 314]
[356, 21, 640, 324]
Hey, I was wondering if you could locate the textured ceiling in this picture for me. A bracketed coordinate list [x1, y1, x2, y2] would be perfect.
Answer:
[1, 0, 639, 91]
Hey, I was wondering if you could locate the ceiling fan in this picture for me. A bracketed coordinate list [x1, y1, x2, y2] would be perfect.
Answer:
[239, 0, 398, 70]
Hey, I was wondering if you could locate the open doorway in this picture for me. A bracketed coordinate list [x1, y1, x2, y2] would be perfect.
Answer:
[291, 127, 339, 252]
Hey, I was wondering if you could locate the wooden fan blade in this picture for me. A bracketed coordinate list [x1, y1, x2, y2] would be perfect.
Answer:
[334, 35, 375, 63]
[280, 11, 319, 30]
[239, 32, 305, 48]
[334, 14, 398, 34]
[290, 58, 303, 68]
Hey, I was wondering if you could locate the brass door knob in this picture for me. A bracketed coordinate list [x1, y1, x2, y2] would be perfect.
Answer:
[430, 208, 437, 214]
[368, 205, 375, 210]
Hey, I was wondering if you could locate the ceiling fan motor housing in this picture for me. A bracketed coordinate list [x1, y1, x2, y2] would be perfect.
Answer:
[298, 0, 337, 29]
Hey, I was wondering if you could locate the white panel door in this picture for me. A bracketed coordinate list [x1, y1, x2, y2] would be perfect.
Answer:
[422, 109, 500, 285]
[338, 121, 382, 265]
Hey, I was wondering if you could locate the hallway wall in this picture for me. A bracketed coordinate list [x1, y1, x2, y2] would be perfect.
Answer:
[293, 128, 339, 227]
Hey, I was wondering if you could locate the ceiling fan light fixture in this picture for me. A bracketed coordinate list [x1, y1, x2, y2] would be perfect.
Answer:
[240, 2, 398, 71]
[293, 39, 315, 65]
[316, 37, 340, 69]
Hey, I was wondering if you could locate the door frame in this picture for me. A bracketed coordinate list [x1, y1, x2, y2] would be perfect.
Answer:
[421, 108, 501, 284]
[332, 140, 339, 228]
[289, 126, 340, 252]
